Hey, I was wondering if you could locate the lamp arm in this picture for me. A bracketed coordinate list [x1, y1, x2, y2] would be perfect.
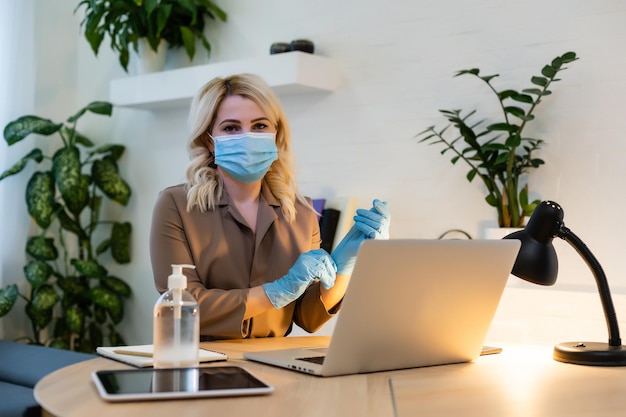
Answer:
[557, 225, 622, 347]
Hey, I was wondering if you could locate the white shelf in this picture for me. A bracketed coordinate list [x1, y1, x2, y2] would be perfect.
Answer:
[109, 51, 342, 110]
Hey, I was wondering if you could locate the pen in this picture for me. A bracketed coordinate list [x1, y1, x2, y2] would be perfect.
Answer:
[113, 349, 153, 358]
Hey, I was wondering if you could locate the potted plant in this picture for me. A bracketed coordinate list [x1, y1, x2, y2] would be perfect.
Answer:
[0, 101, 132, 352]
[76, 0, 228, 72]
[416, 51, 578, 228]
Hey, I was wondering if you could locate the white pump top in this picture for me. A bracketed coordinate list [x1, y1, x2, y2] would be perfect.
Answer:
[168, 264, 196, 289]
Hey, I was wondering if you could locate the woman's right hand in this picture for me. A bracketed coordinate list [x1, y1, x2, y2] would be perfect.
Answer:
[262, 249, 337, 309]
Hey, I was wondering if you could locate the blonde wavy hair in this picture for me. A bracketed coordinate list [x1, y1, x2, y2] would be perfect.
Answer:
[185, 73, 310, 222]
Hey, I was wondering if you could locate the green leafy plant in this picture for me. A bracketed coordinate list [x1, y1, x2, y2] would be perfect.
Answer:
[417, 51, 579, 227]
[0, 101, 132, 352]
[76, 0, 228, 72]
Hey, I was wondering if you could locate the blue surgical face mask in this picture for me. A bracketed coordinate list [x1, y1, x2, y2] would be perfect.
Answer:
[212, 132, 278, 184]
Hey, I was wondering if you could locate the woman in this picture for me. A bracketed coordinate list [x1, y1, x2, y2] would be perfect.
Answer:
[150, 73, 390, 340]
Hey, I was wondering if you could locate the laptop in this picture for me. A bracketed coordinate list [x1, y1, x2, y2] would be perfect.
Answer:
[243, 239, 520, 377]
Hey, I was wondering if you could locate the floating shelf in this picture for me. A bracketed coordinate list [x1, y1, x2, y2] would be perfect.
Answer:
[109, 51, 342, 110]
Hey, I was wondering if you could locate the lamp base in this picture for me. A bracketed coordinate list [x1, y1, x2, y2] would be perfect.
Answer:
[554, 342, 626, 366]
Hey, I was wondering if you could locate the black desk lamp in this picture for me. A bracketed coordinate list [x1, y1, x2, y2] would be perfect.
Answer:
[503, 200, 626, 366]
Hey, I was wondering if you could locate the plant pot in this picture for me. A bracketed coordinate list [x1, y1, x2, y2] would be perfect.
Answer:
[134, 38, 167, 74]
[482, 227, 523, 240]
[164, 43, 209, 70]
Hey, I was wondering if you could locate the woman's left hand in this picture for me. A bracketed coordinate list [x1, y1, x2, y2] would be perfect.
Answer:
[353, 199, 390, 239]
[330, 199, 390, 276]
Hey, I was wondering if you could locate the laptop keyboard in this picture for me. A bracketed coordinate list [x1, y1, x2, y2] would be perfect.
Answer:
[294, 347, 501, 368]
[296, 355, 325, 365]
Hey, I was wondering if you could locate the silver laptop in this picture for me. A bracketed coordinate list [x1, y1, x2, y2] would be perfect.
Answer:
[243, 239, 520, 377]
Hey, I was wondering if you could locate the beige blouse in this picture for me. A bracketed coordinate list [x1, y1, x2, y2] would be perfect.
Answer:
[149, 182, 335, 340]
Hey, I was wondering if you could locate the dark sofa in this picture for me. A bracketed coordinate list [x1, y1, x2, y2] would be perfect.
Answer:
[0, 340, 95, 417]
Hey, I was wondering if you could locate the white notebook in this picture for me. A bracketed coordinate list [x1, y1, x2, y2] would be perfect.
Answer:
[96, 344, 227, 368]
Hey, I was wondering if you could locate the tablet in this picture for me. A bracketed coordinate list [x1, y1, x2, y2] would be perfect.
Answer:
[92, 366, 274, 402]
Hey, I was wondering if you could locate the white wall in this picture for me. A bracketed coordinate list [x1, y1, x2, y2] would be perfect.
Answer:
[2, 0, 626, 346]
[0, 0, 53, 339]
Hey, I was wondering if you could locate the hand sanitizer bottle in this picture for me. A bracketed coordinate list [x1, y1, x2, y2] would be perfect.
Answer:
[153, 264, 200, 368]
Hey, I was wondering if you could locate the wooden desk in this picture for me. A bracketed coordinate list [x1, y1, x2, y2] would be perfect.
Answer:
[35, 337, 626, 417]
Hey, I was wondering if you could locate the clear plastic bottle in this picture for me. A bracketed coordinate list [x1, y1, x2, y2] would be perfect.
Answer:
[153, 264, 200, 368]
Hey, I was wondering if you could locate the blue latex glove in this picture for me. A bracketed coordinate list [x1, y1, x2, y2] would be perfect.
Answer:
[331, 199, 391, 275]
[354, 199, 390, 239]
[263, 249, 337, 309]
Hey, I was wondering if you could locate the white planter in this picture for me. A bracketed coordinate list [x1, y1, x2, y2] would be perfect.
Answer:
[164, 44, 209, 70]
[134, 39, 167, 74]
[482, 227, 523, 240]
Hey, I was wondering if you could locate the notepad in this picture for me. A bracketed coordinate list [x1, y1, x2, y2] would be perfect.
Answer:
[96, 344, 227, 368]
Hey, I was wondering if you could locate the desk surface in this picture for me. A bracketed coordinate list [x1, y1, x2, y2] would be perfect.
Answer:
[35, 336, 626, 417]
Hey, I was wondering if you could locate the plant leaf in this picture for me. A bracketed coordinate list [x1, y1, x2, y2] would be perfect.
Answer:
[504, 106, 527, 119]
[485, 195, 498, 207]
[541, 65, 557, 78]
[67, 101, 113, 123]
[505, 134, 522, 147]
[89, 144, 125, 160]
[522, 88, 552, 97]
[204, 1, 228, 22]
[26, 302, 53, 329]
[94, 305, 107, 323]
[101, 276, 132, 298]
[3, 115, 63, 145]
[26, 171, 56, 229]
[524, 199, 541, 216]
[454, 68, 480, 77]
[531, 76, 548, 87]
[498, 89, 519, 100]
[91, 286, 123, 324]
[180, 26, 196, 59]
[519, 187, 529, 206]
[155, 4, 173, 38]
[31, 284, 60, 311]
[560, 51, 578, 63]
[24, 260, 53, 287]
[57, 209, 88, 239]
[110, 222, 132, 264]
[57, 276, 91, 302]
[72, 130, 96, 147]
[510, 92, 533, 104]
[0, 285, 19, 317]
[531, 158, 545, 168]
[52, 146, 90, 215]
[486, 123, 519, 133]
[72, 259, 107, 278]
[0, 149, 44, 181]
[92, 157, 131, 205]
[26, 236, 58, 261]
[90, 195, 102, 230]
[65, 304, 85, 333]
[119, 48, 130, 72]
[96, 239, 111, 256]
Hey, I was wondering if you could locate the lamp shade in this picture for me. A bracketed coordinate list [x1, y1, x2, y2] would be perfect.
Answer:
[503, 201, 563, 285]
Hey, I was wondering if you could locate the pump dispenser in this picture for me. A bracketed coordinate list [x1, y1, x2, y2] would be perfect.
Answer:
[153, 264, 199, 368]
